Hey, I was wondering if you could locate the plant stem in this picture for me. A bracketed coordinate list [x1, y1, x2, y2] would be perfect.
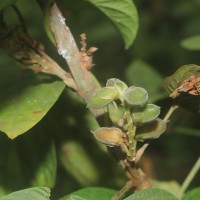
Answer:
[124, 104, 137, 160]
[163, 105, 179, 123]
[178, 156, 200, 199]
[112, 180, 134, 200]
[48, 3, 104, 118]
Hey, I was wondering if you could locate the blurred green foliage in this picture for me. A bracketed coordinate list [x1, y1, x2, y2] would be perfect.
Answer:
[0, 0, 199, 199]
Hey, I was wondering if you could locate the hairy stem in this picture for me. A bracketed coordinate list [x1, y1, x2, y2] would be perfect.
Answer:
[124, 104, 137, 161]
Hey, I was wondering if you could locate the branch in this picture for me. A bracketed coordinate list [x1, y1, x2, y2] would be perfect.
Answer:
[0, 22, 76, 90]
[48, 3, 104, 117]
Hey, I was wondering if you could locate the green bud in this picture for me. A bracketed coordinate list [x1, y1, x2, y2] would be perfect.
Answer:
[108, 103, 124, 125]
[132, 104, 160, 124]
[135, 118, 166, 141]
[106, 78, 128, 97]
[87, 87, 118, 109]
[124, 86, 148, 106]
[91, 127, 125, 147]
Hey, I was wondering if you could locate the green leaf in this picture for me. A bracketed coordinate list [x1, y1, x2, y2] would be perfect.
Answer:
[87, 87, 118, 109]
[0, 0, 16, 10]
[0, 128, 57, 193]
[151, 180, 181, 197]
[125, 60, 167, 103]
[0, 187, 50, 200]
[181, 35, 200, 50]
[183, 187, 200, 200]
[85, 0, 138, 49]
[60, 141, 99, 186]
[0, 66, 65, 139]
[0, 142, 25, 195]
[31, 143, 57, 188]
[124, 188, 178, 200]
[59, 187, 116, 200]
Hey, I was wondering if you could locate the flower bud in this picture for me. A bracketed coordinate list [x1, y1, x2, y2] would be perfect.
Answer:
[106, 78, 128, 97]
[87, 87, 118, 109]
[124, 86, 148, 106]
[132, 104, 160, 124]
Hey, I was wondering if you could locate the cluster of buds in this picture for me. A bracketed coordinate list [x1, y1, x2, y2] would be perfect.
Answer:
[87, 78, 166, 160]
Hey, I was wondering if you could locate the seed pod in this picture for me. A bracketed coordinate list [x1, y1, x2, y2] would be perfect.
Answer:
[124, 86, 148, 106]
[132, 104, 160, 124]
[91, 127, 125, 147]
[135, 118, 166, 141]
[108, 103, 124, 125]
[106, 78, 128, 97]
[87, 87, 118, 109]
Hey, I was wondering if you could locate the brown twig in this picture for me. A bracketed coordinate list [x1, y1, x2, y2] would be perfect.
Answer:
[112, 180, 135, 200]
[0, 24, 76, 90]
[111, 165, 151, 200]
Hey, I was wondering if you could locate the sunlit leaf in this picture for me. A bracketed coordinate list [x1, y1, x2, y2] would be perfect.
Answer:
[0, 187, 50, 200]
[181, 35, 200, 50]
[124, 188, 178, 200]
[0, 64, 65, 139]
[59, 187, 116, 200]
[85, 0, 138, 48]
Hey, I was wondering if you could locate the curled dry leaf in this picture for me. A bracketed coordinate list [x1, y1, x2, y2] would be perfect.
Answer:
[164, 65, 200, 113]
[170, 75, 200, 98]
[164, 64, 200, 98]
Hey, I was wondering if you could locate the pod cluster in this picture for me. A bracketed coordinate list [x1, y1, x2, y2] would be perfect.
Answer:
[88, 78, 166, 145]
